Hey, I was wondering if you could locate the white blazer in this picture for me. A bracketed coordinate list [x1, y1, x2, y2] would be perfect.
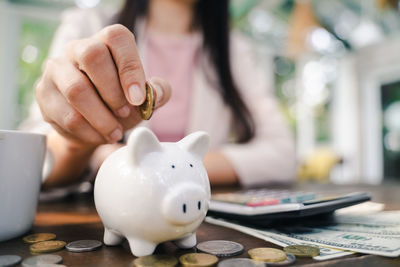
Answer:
[24, 7, 296, 187]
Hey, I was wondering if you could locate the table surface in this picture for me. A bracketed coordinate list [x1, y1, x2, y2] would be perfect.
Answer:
[1, 182, 400, 267]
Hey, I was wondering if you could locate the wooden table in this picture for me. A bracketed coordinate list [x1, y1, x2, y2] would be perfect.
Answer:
[1, 183, 400, 266]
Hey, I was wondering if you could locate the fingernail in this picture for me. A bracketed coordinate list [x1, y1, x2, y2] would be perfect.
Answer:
[151, 82, 163, 106]
[109, 128, 122, 142]
[116, 105, 130, 118]
[128, 84, 145, 105]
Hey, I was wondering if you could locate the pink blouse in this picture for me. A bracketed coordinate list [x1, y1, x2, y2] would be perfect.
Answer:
[144, 30, 200, 142]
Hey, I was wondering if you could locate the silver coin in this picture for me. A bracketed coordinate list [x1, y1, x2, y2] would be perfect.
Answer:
[196, 240, 244, 257]
[218, 258, 265, 267]
[66, 240, 102, 252]
[22, 255, 63, 267]
[0, 255, 22, 267]
[266, 253, 296, 266]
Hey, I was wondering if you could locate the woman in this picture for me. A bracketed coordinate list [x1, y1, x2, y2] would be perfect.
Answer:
[30, 0, 295, 188]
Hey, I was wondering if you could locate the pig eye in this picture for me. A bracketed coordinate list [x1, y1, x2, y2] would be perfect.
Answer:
[171, 165, 175, 169]
[198, 201, 201, 210]
[189, 164, 193, 168]
[183, 204, 187, 213]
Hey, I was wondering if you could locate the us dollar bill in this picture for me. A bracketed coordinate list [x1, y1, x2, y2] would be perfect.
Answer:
[206, 214, 400, 258]
[205, 217, 354, 260]
[317, 223, 400, 237]
[334, 211, 400, 226]
[272, 225, 400, 257]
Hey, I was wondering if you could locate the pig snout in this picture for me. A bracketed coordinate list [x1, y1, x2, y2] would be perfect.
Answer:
[162, 183, 208, 226]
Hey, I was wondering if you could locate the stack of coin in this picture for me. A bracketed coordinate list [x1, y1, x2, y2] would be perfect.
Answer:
[284, 245, 320, 258]
[267, 253, 296, 266]
[248, 247, 297, 266]
[179, 253, 218, 267]
[196, 240, 244, 257]
[29, 241, 66, 254]
[133, 255, 178, 267]
[0, 255, 22, 267]
[21, 254, 63, 267]
[23, 233, 56, 244]
[248, 247, 287, 262]
[65, 240, 102, 253]
[218, 258, 265, 267]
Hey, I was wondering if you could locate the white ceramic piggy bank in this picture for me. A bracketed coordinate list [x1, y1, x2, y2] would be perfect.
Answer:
[94, 127, 210, 257]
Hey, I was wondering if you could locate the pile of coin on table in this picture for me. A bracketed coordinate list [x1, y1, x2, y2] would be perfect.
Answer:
[0, 233, 103, 267]
[133, 240, 320, 267]
[0, 234, 320, 266]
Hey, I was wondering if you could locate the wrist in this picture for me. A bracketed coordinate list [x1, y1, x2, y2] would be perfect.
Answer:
[48, 130, 98, 155]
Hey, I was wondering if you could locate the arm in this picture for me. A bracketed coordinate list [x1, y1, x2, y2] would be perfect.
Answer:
[218, 33, 296, 187]
[204, 151, 239, 186]
[43, 131, 96, 188]
[35, 10, 171, 188]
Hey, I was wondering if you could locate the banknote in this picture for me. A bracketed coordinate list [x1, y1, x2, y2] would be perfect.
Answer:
[271, 225, 400, 257]
[334, 211, 400, 226]
[206, 214, 400, 258]
[205, 217, 354, 260]
[317, 223, 400, 237]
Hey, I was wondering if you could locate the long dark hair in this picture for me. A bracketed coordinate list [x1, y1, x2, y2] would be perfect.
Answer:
[118, 0, 254, 142]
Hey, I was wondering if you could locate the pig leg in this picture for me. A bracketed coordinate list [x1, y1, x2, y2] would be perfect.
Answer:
[174, 232, 197, 249]
[127, 238, 157, 257]
[104, 228, 123, 246]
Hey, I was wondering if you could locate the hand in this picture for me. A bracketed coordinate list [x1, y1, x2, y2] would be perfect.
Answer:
[36, 24, 171, 148]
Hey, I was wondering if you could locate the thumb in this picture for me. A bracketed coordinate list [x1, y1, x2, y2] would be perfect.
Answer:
[148, 77, 172, 109]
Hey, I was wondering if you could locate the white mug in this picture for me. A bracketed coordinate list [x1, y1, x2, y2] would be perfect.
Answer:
[0, 130, 46, 242]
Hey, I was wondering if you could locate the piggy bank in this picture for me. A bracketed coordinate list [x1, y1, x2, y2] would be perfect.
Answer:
[94, 127, 210, 257]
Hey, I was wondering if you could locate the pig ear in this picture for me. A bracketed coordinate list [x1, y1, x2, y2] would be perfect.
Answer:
[178, 131, 210, 159]
[127, 127, 161, 165]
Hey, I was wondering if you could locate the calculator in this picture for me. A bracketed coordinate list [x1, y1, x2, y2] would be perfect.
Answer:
[207, 189, 371, 226]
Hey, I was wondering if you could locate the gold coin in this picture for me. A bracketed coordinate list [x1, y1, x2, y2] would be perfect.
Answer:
[139, 82, 155, 120]
[248, 247, 286, 263]
[133, 255, 178, 267]
[179, 253, 218, 267]
[23, 233, 56, 244]
[283, 245, 320, 257]
[29, 240, 66, 253]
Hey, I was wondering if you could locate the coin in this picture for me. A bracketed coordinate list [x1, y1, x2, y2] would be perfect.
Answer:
[283, 245, 320, 257]
[29, 241, 66, 254]
[65, 240, 102, 252]
[217, 258, 265, 267]
[33, 265, 66, 267]
[267, 253, 296, 266]
[133, 255, 178, 267]
[179, 253, 218, 266]
[196, 240, 244, 257]
[21, 254, 63, 267]
[139, 81, 155, 120]
[23, 233, 56, 244]
[0, 255, 21, 267]
[248, 247, 286, 262]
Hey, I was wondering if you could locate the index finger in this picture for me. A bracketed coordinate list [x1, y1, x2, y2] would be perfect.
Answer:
[95, 24, 146, 106]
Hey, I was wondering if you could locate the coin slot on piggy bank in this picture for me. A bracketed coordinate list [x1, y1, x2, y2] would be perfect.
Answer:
[94, 127, 210, 257]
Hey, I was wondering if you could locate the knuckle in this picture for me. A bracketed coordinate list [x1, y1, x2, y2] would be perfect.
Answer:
[63, 111, 84, 132]
[35, 78, 45, 98]
[42, 113, 52, 124]
[119, 60, 141, 78]
[64, 80, 89, 102]
[44, 58, 55, 70]
[102, 24, 134, 43]
[79, 41, 108, 67]
[65, 40, 78, 54]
